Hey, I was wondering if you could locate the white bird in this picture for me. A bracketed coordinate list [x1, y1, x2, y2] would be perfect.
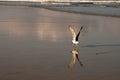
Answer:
[68, 49, 83, 68]
[69, 25, 83, 45]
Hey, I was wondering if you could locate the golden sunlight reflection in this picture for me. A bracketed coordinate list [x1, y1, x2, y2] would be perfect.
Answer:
[37, 28, 58, 42]
[0, 25, 26, 37]
[0, 19, 120, 42]
[36, 25, 59, 42]
[0, 23, 120, 42]
[36, 23, 70, 42]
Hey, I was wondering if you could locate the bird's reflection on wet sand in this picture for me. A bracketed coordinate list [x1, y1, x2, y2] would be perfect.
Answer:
[68, 48, 83, 68]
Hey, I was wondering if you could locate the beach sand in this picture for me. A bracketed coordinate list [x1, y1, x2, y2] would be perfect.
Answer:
[0, 5, 120, 80]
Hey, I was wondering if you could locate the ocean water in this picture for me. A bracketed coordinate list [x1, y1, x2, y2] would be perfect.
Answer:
[0, 5, 120, 80]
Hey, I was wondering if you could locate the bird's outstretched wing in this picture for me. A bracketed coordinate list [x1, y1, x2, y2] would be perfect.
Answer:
[76, 25, 84, 41]
[76, 54, 83, 67]
[69, 26, 76, 41]
[68, 52, 76, 68]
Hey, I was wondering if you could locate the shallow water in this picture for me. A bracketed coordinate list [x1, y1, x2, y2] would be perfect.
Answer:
[0, 5, 120, 80]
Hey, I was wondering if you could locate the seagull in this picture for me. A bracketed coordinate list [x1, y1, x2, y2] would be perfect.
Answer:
[68, 49, 83, 68]
[69, 25, 83, 45]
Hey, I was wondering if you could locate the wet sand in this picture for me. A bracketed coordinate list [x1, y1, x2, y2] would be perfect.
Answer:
[0, 5, 120, 80]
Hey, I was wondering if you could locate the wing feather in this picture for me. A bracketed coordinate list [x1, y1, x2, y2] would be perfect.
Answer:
[68, 52, 76, 68]
[69, 26, 76, 40]
[76, 25, 84, 41]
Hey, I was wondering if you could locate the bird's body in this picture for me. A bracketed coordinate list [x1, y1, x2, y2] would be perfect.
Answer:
[72, 39, 79, 45]
[69, 25, 83, 45]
